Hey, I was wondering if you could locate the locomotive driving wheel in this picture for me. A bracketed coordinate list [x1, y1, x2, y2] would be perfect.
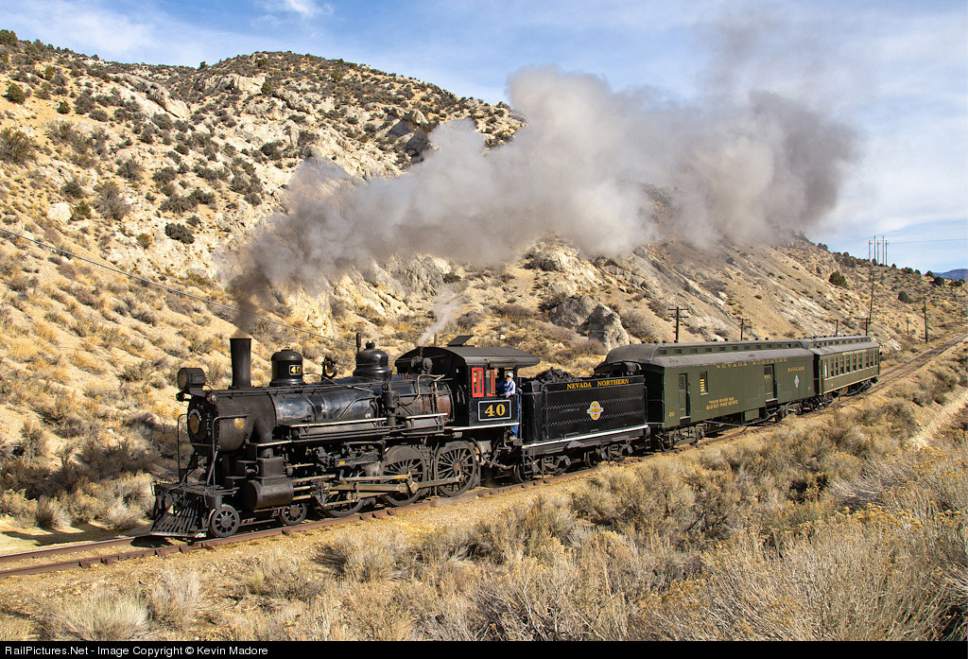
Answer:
[208, 504, 240, 538]
[321, 491, 365, 518]
[278, 503, 307, 526]
[382, 445, 428, 507]
[434, 442, 480, 497]
[512, 460, 536, 483]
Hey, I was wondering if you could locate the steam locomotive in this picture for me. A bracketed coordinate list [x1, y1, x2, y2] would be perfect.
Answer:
[152, 333, 879, 538]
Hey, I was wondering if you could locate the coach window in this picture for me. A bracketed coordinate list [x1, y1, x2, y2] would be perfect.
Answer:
[486, 368, 497, 397]
[699, 371, 708, 395]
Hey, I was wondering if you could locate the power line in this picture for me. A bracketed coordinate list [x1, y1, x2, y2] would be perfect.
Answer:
[0, 226, 324, 342]
[876, 238, 968, 245]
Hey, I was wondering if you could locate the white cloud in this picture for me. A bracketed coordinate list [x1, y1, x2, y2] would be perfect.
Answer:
[260, 0, 334, 18]
[3, 0, 294, 66]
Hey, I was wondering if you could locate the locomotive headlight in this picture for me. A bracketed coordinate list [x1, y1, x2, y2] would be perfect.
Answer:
[177, 367, 206, 392]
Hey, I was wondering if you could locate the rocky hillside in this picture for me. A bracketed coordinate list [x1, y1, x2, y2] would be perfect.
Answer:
[0, 31, 964, 544]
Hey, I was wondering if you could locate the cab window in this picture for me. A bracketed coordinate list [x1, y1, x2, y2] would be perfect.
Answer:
[471, 367, 485, 398]
[486, 368, 497, 396]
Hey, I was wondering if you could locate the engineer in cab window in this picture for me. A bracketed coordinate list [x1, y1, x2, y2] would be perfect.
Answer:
[501, 372, 516, 397]
[501, 372, 519, 435]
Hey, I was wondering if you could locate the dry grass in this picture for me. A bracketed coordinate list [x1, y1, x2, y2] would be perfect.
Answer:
[43, 588, 149, 640]
[147, 570, 201, 630]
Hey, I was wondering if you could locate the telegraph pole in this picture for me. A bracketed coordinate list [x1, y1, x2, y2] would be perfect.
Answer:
[834, 319, 839, 336]
[668, 305, 688, 343]
[739, 318, 748, 341]
[866, 234, 881, 337]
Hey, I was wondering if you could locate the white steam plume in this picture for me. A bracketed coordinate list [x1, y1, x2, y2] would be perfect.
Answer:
[229, 66, 856, 326]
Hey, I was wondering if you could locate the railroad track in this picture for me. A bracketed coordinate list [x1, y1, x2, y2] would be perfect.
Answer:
[1, 333, 963, 582]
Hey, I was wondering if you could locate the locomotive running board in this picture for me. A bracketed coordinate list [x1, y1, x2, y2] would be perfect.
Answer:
[523, 424, 650, 450]
[331, 476, 462, 494]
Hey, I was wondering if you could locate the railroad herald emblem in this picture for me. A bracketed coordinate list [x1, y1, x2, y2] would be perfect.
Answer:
[587, 400, 604, 420]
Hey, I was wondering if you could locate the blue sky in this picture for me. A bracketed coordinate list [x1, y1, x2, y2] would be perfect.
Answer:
[4, 0, 966, 272]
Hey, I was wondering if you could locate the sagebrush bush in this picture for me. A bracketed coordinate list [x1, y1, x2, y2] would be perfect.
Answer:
[95, 181, 130, 220]
[0, 128, 34, 164]
[43, 589, 149, 640]
[148, 570, 200, 629]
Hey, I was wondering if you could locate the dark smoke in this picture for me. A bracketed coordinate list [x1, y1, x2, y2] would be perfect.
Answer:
[228, 61, 856, 330]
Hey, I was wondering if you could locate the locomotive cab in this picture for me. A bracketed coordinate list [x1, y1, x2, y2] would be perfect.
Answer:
[395, 339, 539, 430]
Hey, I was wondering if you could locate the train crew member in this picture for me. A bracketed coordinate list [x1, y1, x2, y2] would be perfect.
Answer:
[500, 372, 519, 435]
[501, 371, 516, 397]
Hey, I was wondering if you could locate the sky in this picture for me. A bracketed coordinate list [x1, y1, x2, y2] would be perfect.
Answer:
[4, 0, 966, 272]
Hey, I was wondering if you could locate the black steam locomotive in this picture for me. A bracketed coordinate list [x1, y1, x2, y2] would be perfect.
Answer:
[152, 333, 878, 538]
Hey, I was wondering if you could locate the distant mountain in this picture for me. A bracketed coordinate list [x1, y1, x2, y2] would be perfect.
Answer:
[938, 269, 967, 281]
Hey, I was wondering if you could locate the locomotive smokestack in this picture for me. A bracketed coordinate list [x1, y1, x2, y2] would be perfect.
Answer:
[230, 337, 252, 389]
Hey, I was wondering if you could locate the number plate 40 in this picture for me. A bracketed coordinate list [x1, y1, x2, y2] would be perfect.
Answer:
[478, 399, 512, 420]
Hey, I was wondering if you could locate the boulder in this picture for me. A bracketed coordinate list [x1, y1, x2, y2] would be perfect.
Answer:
[405, 109, 428, 126]
[404, 130, 430, 157]
[580, 304, 629, 349]
[46, 202, 71, 223]
[387, 120, 414, 138]
[147, 86, 190, 119]
[545, 295, 596, 329]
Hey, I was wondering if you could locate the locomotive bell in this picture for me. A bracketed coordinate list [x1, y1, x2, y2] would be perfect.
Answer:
[270, 348, 304, 386]
[353, 341, 391, 380]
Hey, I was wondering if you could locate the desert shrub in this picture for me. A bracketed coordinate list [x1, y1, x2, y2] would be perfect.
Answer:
[17, 421, 48, 460]
[465, 496, 580, 564]
[317, 533, 408, 583]
[4, 82, 25, 103]
[152, 167, 176, 186]
[897, 291, 912, 303]
[70, 201, 92, 221]
[0, 128, 34, 164]
[244, 551, 327, 600]
[43, 589, 149, 640]
[0, 489, 36, 524]
[116, 157, 142, 181]
[94, 181, 129, 220]
[493, 303, 533, 320]
[558, 338, 606, 361]
[0, 29, 17, 47]
[828, 271, 848, 288]
[74, 92, 95, 115]
[164, 223, 194, 244]
[620, 308, 655, 340]
[456, 310, 484, 330]
[61, 178, 84, 199]
[147, 570, 200, 629]
[648, 515, 965, 640]
[56, 100, 69, 114]
[34, 496, 70, 529]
